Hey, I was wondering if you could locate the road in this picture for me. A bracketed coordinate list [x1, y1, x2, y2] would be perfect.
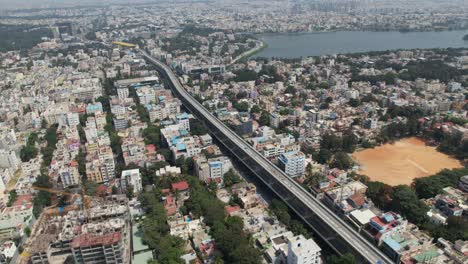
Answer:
[142, 50, 393, 264]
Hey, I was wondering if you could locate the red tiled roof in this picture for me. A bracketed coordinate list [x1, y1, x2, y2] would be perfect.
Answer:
[172, 181, 189, 191]
[13, 195, 33, 207]
[97, 185, 111, 196]
[146, 144, 156, 152]
[225, 206, 241, 214]
[71, 232, 121, 248]
[348, 193, 366, 207]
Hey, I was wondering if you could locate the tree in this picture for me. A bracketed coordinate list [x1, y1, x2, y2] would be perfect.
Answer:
[233, 69, 258, 82]
[305, 163, 313, 176]
[143, 124, 161, 147]
[259, 111, 270, 126]
[41, 119, 48, 129]
[342, 133, 357, 153]
[20, 132, 39, 162]
[20, 145, 38, 162]
[41, 125, 58, 167]
[224, 169, 242, 187]
[270, 199, 291, 226]
[316, 149, 332, 164]
[83, 180, 98, 196]
[136, 105, 150, 123]
[424, 216, 468, 242]
[348, 98, 361, 107]
[331, 152, 353, 170]
[233, 101, 249, 112]
[318, 82, 330, 89]
[32, 174, 53, 217]
[285, 85, 296, 95]
[176, 157, 193, 174]
[391, 185, 429, 225]
[7, 190, 17, 207]
[413, 168, 468, 199]
[366, 181, 393, 209]
[250, 105, 261, 114]
[327, 253, 357, 264]
[158, 148, 172, 161]
[190, 119, 208, 135]
[305, 172, 325, 186]
[126, 185, 134, 199]
[185, 178, 261, 263]
[24, 227, 31, 237]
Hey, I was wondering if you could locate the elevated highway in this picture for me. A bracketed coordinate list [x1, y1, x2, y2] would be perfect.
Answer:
[142, 51, 393, 264]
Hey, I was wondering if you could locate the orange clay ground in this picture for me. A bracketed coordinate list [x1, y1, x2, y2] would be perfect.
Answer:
[352, 137, 463, 186]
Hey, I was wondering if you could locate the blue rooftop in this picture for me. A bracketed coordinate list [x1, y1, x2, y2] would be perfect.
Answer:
[177, 113, 190, 120]
[383, 213, 395, 223]
[177, 143, 186, 151]
[209, 161, 222, 167]
[383, 238, 402, 251]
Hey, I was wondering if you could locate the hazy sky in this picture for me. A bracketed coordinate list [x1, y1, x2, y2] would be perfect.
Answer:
[0, 0, 466, 11]
[0, 0, 158, 10]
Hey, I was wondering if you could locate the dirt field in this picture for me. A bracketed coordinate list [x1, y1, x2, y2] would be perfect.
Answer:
[352, 137, 463, 186]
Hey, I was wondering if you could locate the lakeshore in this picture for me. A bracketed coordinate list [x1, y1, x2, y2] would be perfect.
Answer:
[253, 30, 468, 58]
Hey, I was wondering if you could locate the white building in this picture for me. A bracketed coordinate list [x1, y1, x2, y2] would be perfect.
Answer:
[0, 150, 18, 170]
[117, 87, 129, 100]
[121, 169, 143, 195]
[287, 235, 321, 264]
[448, 82, 462, 92]
[155, 166, 181, 177]
[208, 157, 232, 180]
[113, 115, 129, 131]
[278, 151, 305, 178]
[0, 241, 17, 263]
[176, 113, 190, 131]
[59, 163, 80, 188]
[195, 156, 232, 184]
[66, 112, 80, 127]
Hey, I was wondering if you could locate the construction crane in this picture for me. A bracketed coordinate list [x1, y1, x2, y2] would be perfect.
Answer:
[112, 41, 136, 48]
[32, 186, 91, 217]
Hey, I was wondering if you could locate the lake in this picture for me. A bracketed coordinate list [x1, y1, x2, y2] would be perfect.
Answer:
[352, 137, 463, 186]
[253, 30, 468, 58]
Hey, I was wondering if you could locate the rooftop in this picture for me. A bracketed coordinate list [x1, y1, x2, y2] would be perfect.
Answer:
[71, 232, 121, 248]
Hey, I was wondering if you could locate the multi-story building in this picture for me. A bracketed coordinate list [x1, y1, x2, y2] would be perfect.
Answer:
[59, 161, 80, 188]
[287, 235, 322, 264]
[278, 151, 305, 178]
[113, 115, 129, 131]
[0, 241, 17, 264]
[117, 87, 129, 100]
[70, 232, 124, 264]
[72, 86, 103, 102]
[120, 169, 142, 195]
[121, 137, 146, 167]
[86, 102, 103, 115]
[0, 150, 18, 170]
[195, 155, 232, 184]
[86, 160, 103, 183]
[458, 175, 468, 192]
[136, 87, 156, 105]
[0, 197, 34, 241]
[176, 113, 190, 131]
[208, 157, 232, 181]
[66, 112, 80, 127]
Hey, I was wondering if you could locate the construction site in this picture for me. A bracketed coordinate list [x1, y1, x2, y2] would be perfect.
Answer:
[20, 194, 131, 264]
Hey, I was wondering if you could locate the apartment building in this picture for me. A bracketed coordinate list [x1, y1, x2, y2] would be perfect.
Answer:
[278, 151, 305, 178]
